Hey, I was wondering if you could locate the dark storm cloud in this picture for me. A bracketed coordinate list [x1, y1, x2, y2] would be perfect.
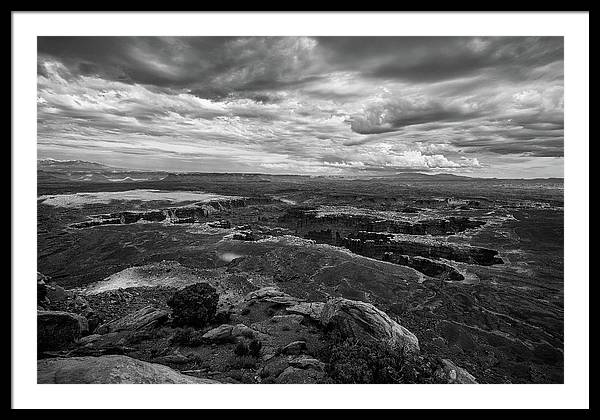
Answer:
[316, 36, 563, 82]
[38, 37, 324, 96]
[37, 36, 564, 178]
[37, 36, 564, 92]
[38, 37, 231, 87]
[349, 98, 484, 134]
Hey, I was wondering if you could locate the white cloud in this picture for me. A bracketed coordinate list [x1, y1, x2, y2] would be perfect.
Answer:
[37, 36, 564, 178]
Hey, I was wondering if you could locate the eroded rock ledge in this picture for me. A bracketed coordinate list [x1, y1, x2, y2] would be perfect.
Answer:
[344, 232, 504, 266]
[70, 197, 272, 228]
[277, 207, 499, 280]
[281, 207, 486, 239]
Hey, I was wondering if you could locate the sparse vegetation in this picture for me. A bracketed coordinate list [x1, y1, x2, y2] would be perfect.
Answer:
[233, 339, 262, 357]
[230, 354, 258, 369]
[322, 337, 444, 384]
[234, 341, 250, 356]
[169, 327, 204, 346]
[248, 339, 262, 357]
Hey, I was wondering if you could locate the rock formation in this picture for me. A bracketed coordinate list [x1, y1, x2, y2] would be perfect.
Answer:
[281, 207, 486, 240]
[320, 298, 420, 354]
[37, 355, 220, 384]
[38, 311, 89, 351]
[69, 197, 272, 228]
[435, 359, 478, 384]
[95, 305, 169, 334]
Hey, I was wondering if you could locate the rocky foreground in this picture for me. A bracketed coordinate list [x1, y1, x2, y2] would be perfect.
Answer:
[37, 271, 476, 384]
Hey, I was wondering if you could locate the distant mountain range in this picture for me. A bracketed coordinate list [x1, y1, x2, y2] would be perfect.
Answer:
[387, 172, 563, 182]
[37, 159, 168, 183]
[37, 158, 122, 172]
[37, 159, 563, 182]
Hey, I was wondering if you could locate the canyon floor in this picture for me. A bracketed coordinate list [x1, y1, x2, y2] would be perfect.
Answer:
[37, 169, 564, 384]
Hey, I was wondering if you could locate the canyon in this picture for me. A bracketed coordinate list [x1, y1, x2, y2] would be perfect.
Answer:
[36, 171, 564, 384]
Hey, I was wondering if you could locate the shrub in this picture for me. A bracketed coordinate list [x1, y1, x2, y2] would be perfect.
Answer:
[248, 339, 262, 357]
[230, 355, 257, 369]
[167, 283, 219, 327]
[170, 327, 204, 346]
[213, 311, 232, 325]
[234, 341, 250, 356]
[322, 338, 443, 384]
[234, 339, 262, 358]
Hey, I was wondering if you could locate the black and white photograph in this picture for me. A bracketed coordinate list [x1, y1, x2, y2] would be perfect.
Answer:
[12, 11, 589, 410]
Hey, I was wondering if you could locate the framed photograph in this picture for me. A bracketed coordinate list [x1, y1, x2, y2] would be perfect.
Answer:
[12, 11, 589, 409]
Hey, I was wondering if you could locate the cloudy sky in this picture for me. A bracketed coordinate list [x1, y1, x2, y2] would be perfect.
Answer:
[37, 36, 564, 178]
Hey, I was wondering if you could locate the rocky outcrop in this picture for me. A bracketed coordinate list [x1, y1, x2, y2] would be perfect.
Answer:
[70, 197, 272, 228]
[278, 207, 500, 278]
[286, 302, 325, 322]
[344, 233, 503, 266]
[38, 311, 89, 351]
[281, 340, 307, 355]
[201, 323, 257, 342]
[281, 207, 486, 240]
[320, 298, 420, 354]
[44, 284, 73, 303]
[289, 355, 326, 372]
[244, 287, 287, 301]
[244, 287, 302, 306]
[37, 355, 220, 384]
[95, 306, 169, 334]
[382, 253, 465, 281]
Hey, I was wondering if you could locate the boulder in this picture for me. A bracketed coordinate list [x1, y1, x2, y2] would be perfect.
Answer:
[231, 323, 256, 338]
[45, 284, 72, 303]
[435, 359, 478, 384]
[281, 340, 307, 355]
[320, 298, 419, 353]
[289, 355, 325, 372]
[202, 323, 258, 342]
[37, 355, 220, 384]
[264, 296, 302, 306]
[202, 324, 234, 342]
[245, 287, 286, 301]
[95, 306, 168, 334]
[245, 287, 302, 306]
[286, 302, 325, 321]
[70, 331, 135, 357]
[38, 311, 89, 351]
[275, 366, 325, 384]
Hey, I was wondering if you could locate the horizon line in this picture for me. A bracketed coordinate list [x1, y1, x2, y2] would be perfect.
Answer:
[37, 158, 564, 181]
